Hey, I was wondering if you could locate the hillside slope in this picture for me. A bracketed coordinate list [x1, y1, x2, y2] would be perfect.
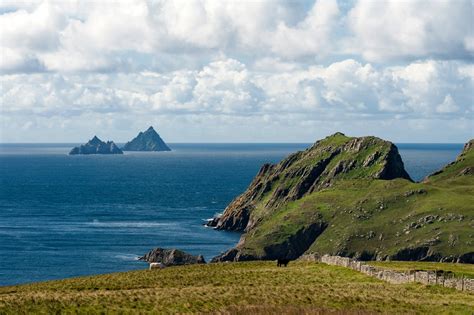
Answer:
[210, 134, 474, 263]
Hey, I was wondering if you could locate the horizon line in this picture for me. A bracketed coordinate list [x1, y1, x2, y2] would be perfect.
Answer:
[0, 141, 466, 145]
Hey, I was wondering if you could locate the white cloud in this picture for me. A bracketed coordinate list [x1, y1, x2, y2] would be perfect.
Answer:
[192, 59, 264, 114]
[0, 1, 65, 72]
[0, 0, 472, 142]
[1, 0, 310, 73]
[2, 58, 471, 120]
[347, 0, 474, 62]
[0, 2, 63, 51]
[1, 0, 473, 74]
[269, 0, 340, 58]
[390, 60, 472, 115]
[436, 94, 459, 113]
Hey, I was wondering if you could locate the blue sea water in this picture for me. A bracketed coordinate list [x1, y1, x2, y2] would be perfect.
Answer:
[0, 143, 464, 286]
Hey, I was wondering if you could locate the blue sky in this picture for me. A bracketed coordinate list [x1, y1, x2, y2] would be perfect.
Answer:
[0, 0, 473, 143]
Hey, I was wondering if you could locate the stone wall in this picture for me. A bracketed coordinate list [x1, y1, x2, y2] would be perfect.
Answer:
[300, 254, 473, 292]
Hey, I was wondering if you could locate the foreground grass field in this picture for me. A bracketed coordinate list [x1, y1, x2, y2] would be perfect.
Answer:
[1, 262, 473, 314]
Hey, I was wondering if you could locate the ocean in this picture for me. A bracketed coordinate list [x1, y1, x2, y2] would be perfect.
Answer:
[0, 143, 464, 286]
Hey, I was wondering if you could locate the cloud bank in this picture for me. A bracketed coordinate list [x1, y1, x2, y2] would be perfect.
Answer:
[0, 0, 472, 142]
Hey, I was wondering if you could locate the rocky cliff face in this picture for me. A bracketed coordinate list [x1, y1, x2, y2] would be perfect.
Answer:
[123, 126, 171, 151]
[210, 134, 473, 263]
[424, 139, 474, 181]
[210, 133, 411, 233]
[69, 136, 123, 155]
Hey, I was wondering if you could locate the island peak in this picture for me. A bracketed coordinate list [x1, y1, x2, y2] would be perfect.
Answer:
[123, 126, 171, 152]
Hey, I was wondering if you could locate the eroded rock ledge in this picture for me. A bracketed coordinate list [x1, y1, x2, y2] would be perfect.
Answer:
[139, 248, 205, 266]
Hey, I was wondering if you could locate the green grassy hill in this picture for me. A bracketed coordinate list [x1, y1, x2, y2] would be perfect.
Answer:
[211, 134, 473, 263]
[1, 262, 473, 314]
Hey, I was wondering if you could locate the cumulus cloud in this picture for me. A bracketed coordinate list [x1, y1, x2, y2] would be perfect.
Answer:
[0, 0, 472, 142]
[390, 60, 473, 115]
[1, 0, 309, 72]
[2, 0, 472, 74]
[2, 58, 471, 119]
[347, 0, 474, 62]
[269, 0, 340, 58]
[436, 95, 459, 114]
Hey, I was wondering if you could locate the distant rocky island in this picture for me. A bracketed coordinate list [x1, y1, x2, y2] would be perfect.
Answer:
[123, 126, 171, 151]
[209, 133, 474, 263]
[68, 126, 170, 155]
[69, 136, 123, 155]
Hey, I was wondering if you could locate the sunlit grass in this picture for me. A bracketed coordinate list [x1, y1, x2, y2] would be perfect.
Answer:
[1, 261, 473, 314]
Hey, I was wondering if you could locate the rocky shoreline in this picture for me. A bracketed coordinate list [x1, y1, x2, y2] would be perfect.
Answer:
[139, 248, 205, 267]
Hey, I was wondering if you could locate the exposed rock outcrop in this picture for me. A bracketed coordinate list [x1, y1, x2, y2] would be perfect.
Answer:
[123, 126, 171, 151]
[69, 136, 123, 155]
[139, 248, 205, 266]
[462, 139, 474, 154]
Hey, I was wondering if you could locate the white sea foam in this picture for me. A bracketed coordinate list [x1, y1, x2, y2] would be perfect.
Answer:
[114, 253, 140, 261]
[87, 220, 176, 228]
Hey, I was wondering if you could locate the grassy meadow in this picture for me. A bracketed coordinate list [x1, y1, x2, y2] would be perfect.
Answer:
[1, 261, 473, 314]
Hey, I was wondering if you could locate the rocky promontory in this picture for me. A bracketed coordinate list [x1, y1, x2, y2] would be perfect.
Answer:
[210, 133, 473, 263]
[139, 248, 205, 266]
[123, 126, 171, 151]
[69, 136, 123, 155]
[209, 133, 411, 232]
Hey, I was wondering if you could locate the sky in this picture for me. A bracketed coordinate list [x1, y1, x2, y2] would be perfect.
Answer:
[0, 0, 473, 143]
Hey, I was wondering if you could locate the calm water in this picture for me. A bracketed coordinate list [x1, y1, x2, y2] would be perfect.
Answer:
[0, 143, 464, 286]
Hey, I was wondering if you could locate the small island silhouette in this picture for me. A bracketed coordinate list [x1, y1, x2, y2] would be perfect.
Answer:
[69, 126, 171, 155]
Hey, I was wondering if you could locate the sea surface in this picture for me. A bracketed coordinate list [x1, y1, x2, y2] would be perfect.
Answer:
[0, 142, 464, 286]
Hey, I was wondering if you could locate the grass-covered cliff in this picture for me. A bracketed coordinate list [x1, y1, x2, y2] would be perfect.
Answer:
[211, 134, 473, 263]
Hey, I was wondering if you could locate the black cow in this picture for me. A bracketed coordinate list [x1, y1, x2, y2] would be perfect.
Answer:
[277, 258, 290, 267]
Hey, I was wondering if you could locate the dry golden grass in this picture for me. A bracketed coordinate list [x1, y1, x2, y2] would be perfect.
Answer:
[0, 261, 473, 314]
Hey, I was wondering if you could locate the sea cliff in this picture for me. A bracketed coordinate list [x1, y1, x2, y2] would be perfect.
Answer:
[210, 133, 474, 263]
